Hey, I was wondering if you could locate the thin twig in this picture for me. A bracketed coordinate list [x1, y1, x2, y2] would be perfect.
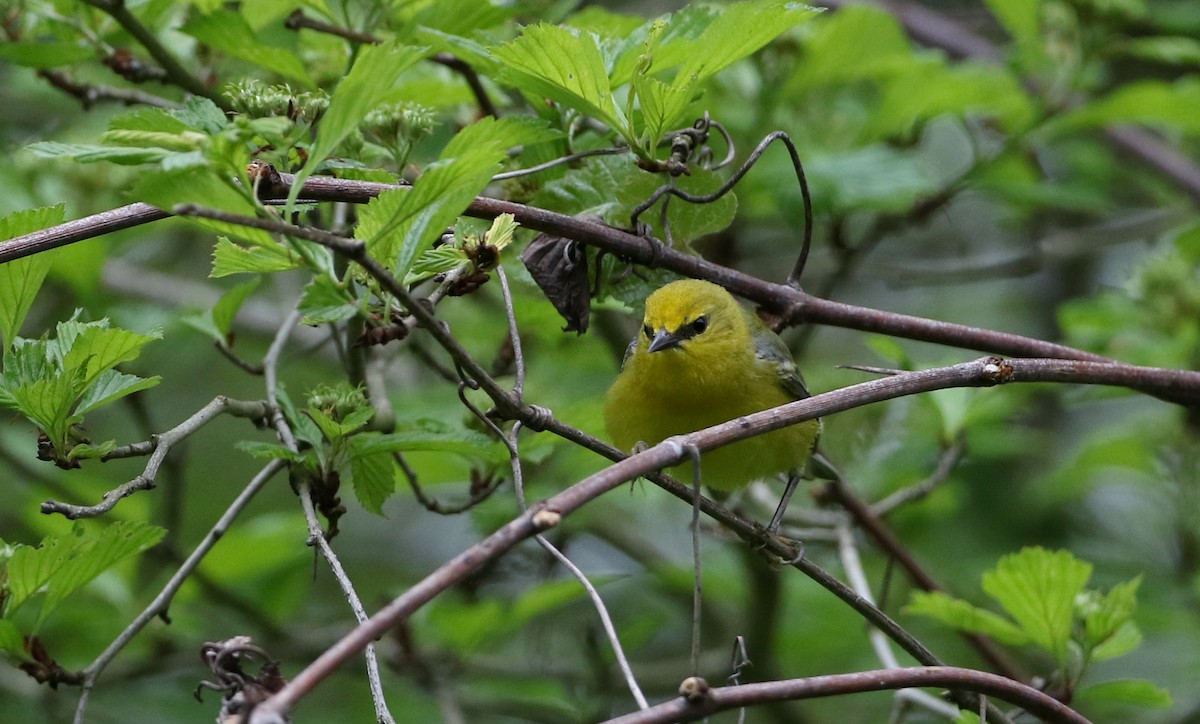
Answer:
[41, 397, 270, 519]
[79, 0, 230, 110]
[71, 459, 286, 724]
[871, 439, 966, 516]
[496, 267, 648, 710]
[37, 68, 180, 109]
[599, 666, 1089, 724]
[835, 523, 969, 721]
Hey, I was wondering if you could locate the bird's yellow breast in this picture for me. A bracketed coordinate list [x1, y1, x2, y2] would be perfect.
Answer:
[604, 280, 820, 491]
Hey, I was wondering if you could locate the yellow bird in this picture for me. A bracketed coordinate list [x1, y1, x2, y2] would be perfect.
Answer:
[604, 279, 821, 530]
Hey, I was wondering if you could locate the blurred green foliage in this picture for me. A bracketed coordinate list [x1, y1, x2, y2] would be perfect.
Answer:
[1, 0, 1198, 722]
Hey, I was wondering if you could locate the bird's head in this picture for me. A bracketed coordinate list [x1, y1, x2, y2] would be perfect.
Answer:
[639, 279, 746, 360]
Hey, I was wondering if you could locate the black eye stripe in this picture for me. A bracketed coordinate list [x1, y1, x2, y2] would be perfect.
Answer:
[643, 324, 654, 339]
[676, 315, 709, 340]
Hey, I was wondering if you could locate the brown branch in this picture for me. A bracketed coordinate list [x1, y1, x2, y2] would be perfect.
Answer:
[600, 667, 1089, 724]
[823, 468, 1024, 682]
[37, 69, 180, 109]
[80, 0, 231, 111]
[242, 351, 1189, 722]
[9, 178, 1200, 406]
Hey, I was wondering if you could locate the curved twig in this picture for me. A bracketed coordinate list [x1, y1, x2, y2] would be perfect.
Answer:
[599, 666, 1089, 724]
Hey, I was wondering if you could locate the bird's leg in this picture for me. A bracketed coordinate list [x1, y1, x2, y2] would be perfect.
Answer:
[766, 471, 801, 535]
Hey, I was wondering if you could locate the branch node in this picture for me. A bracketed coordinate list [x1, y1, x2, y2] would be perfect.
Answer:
[531, 508, 561, 531]
[678, 675, 711, 704]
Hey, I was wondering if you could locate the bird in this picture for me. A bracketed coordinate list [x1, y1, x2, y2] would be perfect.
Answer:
[604, 278, 821, 531]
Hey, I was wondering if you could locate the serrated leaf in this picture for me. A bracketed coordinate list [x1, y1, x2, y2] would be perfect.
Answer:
[305, 407, 346, 442]
[347, 425, 503, 463]
[905, 591, 1031, 645]
[37, 521, 165, 624]
[4, 536, 72, 615]
[358, 120, 507, 276]
[7, 371, 84, 445]
[25, 142, 171, 165]
[212, 237, 301, 277]
[0, 205, 64, 349]
[414, 0, 515, 37]
[74, 370, 160, 416]
[674, 1, 819, 84]
[1084, 575, 1140, 651]
[491, 24, 626, 134]
[66, 440, 119, 461]
[289, 41, 427, 206]
[349, 451, 394, 515]
[171, 97, 229, 135]
[211, 278, 262, 336]
[132, 168, 276, 247]
[633, 75, 695, 146]
[182, 10, 313, 86]
[298, 276, 359, 325]
[108, 107, 193, 134]
[62, 325, 160, 390]
[235, 440, 305, 462]
[982, 547, 1091, 663]
[405, 245, 469, 285]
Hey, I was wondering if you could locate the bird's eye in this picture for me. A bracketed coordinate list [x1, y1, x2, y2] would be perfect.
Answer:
[643, 324, 654, 339]
[690, 316, 709, 334]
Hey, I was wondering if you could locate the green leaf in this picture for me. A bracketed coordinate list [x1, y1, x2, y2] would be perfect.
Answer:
[981, 547, 1091, 663]
[358, 119, 507, 276]
[1076, 679, 1172, 709]
[171, 97, 230, 135]
[25, 142, 171, 165]
[0, 205, 64, 349]
[632, 75, 695, 146]
[491, 24, 626, 134]
[211, 237, 301, 277]
[1091, 620, 1142, 661]
[414, 0, 515, 37]
[132, 168, 276, 247]
[62, 325, 160, 390]
[1044, 79, 1200, 137]
[404, 245, 470, 285]
[983, 0, 1040, 49]
[109, 107, 193, 135]
[66, 440, 119, 461]
[298, 276, 359, 325]
[290, 41, 428, 206]
[5, 535, 72, 615]
[905, 591, 1030, 645]
[673, 1, 819, 84]
[0, 620, 27, 660]
[349, 451, 394, 515]
[0, 41, 94, 68]
[235, 440, 305, 462]
[7, 371, 84, 446]
[348, 424, 503, 463]
[74, 370, 161, 416]
[1083, 576, 1140, 653]
[37, 521, 165, 624]
[871, 61, 1034, 138]
[6, 522, 164, 625]
[181, 10, 313, 86]
[787, 5, 912, 89]
[211, 278, 262, 337]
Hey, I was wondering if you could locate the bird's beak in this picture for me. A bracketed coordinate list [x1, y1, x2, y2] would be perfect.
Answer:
[647, 328, 682, 353]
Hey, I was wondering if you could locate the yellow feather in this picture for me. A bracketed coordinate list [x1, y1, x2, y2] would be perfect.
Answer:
[604, 279, 820, 491]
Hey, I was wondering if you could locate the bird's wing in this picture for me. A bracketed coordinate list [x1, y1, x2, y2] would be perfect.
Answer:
[749, 316, 812, 401]
[619, 334, 638, 370]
